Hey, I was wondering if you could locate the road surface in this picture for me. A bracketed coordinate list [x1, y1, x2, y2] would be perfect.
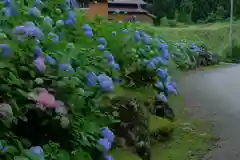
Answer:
[177, 64, 240, 160]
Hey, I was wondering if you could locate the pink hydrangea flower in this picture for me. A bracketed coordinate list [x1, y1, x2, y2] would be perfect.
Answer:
[37, 90, 56, 108]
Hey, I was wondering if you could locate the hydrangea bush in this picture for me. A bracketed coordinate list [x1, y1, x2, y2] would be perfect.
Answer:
[0, 0, 179, 159]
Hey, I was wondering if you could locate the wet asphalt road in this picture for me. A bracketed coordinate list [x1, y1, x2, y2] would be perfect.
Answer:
[177, 64, 240, 160]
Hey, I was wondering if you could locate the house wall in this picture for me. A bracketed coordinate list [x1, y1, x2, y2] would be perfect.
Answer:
[87, 2, 108, 19]
[108, 13, 153, 24]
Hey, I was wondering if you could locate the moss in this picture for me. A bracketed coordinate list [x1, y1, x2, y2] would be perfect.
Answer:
[110, 149, 141, 160]
[151, 96, 215, 160]
[149, 116, 174, 134]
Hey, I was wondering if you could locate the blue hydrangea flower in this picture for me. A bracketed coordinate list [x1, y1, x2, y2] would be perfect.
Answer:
[56, 20, 64, 27]
[97, 74, 114, 92]
[155, 81, 164, 90]
[118, 21, 123, 24]
[134, 31, 141, 42]
[122, 29, 128, 33]
[113, 77, 120, 84]
[105, 155, 114, 160]
[157, 92, 167, 102]
[2, 0, 11, 6]
[29, 146, 44, 160]
[82, 24, 92, 31]
[86, 72, 98, 86]
[139, 48, 145, 55]
[34, 57, 45, 72]
[98, 138, 111, 152]
[157, 68, 167, 78]
[46, 55, 56, 65]
[103, 51, 114, 63]
[15, 22, 44, 40]
[101, 127, 115, 143]
[111, 63, 120, 71]
[144, 36, 151, 45]
[70, 0, 77, 8]
[98, 37, 107, 46]
[43, 16, 53, 25]
[59, 64, 74, 72]
[29, 7, 41, 17]
[65, 11, 76, 25]
[160, 43, 169, 60]
[0, 44, 11, 57]
[85, 30, 93, 37]
[33, 0, 43, 7]
[166, 84, 178, 95]
[97, 44, 105, 51]
[48, 32, 59, 43]
[33, 45, 43, 57]
[146, 61, 155, 70]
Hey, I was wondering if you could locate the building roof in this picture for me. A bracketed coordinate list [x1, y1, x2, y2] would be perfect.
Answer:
[108, 0, 147, 5]
[108, 8, 148, 13]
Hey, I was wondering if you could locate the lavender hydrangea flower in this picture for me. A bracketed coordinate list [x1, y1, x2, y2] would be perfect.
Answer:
[157, 68, 167, 79]
[98, 138, 111, 152]
[34, 57, 45, 72]
[29, 7, 41, 17]
[166, 84, 178, 95]
[86, 72, 98, 86]
[144, 36, 151, 45]
[29, 146, 44, 160]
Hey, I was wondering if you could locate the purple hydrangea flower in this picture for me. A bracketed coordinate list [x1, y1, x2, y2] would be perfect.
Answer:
[29, 7, 41, 17]
[86, 72, 98, 86]
[34, 57, 45, 72]
[98, 138, 111, 152]
[101, 127, 115, 143]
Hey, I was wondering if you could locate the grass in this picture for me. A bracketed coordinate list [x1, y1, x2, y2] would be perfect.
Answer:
[151, 96, 214, 160]
[111, 93, 214, 160]
[137, 21, 240, 56]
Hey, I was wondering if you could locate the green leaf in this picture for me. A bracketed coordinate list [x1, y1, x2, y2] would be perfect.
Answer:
[14, 156, 29, 160]
[56, 150, 70, 160]
[0, 62, 10, 69]
[71, 151, 92, 160]
[4, 145, 20, 156]
[24, 150, 42, 160]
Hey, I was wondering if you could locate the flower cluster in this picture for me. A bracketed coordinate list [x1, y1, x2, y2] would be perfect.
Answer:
[98, 127, 115, 160]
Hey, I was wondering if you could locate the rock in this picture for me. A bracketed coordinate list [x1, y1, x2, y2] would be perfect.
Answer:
[155, 100, 175, 121]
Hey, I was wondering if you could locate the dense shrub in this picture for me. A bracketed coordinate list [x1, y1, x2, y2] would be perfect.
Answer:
[0, 0, 180, 159]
